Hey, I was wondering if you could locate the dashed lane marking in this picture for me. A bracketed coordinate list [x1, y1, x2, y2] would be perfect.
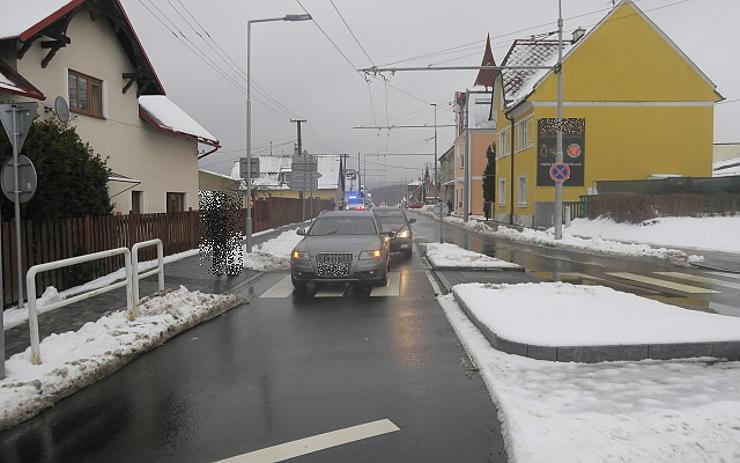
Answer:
[654, 272, 740, 291]
[369, 272, 401, 297]
[215, 419, 400, 463]
[259, 276, 294, 298]
[607, 272, 720, 294]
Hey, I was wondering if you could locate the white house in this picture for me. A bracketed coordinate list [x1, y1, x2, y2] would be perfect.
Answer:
[0, 0, 220, 214]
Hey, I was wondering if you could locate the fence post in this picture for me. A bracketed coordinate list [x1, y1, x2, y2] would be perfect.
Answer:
[125, 248, 134, 321]
[565, 205, 572, 228]
[26, 266, 41, 365]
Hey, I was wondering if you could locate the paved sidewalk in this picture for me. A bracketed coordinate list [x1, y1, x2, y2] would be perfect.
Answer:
[3, 226, 300, 359]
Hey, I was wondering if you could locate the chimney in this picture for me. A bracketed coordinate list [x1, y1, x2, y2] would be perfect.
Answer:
[572, 27, 586, 44]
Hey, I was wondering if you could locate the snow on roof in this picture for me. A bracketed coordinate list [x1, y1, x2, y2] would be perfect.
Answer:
[713, 156, 740, 178]
[408, 179, 422, 186]
[139, 95, 219, 147]
[0, 60, 45, 99]
[199, 169, 240, 182]
[0, 0, 81, 40]
[501, 39, 575, 110]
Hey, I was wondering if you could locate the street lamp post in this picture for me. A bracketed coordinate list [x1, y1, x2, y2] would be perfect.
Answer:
[246, 13, 311, 253]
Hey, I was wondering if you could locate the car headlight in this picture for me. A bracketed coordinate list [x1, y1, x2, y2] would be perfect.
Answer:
[360, 249, 382, 260]
[291, 250, 310, 260]
[396, 228, 411, 238]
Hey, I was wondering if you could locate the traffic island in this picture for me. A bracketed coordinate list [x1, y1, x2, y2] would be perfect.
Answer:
[452, 282, 740, 363]
[0, 287, 242, 431]
[423, 242, 524, 272]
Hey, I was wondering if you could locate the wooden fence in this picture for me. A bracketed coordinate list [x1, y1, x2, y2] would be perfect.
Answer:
[1, 197, 334, 307]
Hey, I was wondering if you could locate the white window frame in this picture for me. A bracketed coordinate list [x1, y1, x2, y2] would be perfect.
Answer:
[517, 119, 529, 149]
[517, 176, 527, 207]
[498, 178, 506, 206]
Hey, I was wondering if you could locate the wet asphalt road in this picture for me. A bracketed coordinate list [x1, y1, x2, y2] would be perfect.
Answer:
[0, 248, 507, 462]
[410, 212, 740, 315]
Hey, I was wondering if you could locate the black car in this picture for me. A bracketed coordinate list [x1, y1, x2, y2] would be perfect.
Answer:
[372, 207, 415, 256]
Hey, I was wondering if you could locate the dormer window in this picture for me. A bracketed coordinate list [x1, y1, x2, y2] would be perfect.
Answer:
[68, 70, 103, 118]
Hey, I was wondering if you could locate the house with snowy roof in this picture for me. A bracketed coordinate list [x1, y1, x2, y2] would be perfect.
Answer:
[228, 153, 342, 204]
[491, 0, 723, 227]
[449, 35, 497, 216]
[0, 0, 220, 214]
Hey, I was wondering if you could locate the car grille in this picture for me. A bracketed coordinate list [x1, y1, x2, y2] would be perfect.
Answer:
[316, 253, 353, 278]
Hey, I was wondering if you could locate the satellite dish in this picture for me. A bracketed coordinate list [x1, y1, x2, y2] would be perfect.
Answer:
[54, 96, 70, 123]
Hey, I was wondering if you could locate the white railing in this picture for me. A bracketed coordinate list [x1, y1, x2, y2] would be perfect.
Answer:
[24, 239, 166, 365]
[26, 247, 133, 365]
[131, 239, 165, 320]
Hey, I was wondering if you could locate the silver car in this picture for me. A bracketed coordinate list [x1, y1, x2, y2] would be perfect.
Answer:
[290, 211, 393, 290]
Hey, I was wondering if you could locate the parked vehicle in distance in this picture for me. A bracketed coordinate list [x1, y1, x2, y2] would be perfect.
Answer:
[346, 192, 366, 211]
[373, 207, 415, 256]
[290, 211, 394, 290]
[406, 202, 424, 209]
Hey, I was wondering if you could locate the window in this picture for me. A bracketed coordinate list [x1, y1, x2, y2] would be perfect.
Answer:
[166, 192, 186, 213]
[68, 70, 103, 118]
[517, 120, 529, 149]
[498, 131, 506, 156]
[131, 190, 143, 214]
[498, 178, 506, 206]
[518, 176, 527, 207]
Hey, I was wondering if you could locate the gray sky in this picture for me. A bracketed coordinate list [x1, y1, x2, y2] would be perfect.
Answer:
[123, 0, 740, 187]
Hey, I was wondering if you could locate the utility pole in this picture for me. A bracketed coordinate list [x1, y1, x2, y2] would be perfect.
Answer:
[464, 90, 471, 222]
[433, 103, 443, 243]
[554, 0, 565, 239]
[291, 118, 307, 221]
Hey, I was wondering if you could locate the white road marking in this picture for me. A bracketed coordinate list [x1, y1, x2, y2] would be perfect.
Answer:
[556, 272, 605, 281]
[654, 272, 740, 291]
[705, 271, 740, 281]
[259, 276, 294, 298]
[215, 419, 400, 463]
[370, 272, 401, 297]
[314, 286, 347, 298]
[607, 272, 720, 294]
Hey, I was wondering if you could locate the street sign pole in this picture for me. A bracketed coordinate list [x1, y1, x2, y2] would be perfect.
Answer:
[12, 105, 25, 325]
[554, 0, 565, 240]
[0, 203, 3, 379]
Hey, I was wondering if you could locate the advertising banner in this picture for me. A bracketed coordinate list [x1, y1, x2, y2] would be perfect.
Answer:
[536, 118, 586, 186]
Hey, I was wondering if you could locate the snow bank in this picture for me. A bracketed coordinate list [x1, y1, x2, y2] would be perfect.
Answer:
[454, 282, 740, 346]
[0, 287, 239, 430]
[3, 249, 200, 330]
[563, 216, 740, 254]
[438, 294, 740, 463]
[243, 228, 303, 271]
[424, 242, 522, 270]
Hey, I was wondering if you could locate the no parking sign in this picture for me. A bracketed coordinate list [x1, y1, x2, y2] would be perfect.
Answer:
[549, 162, 571, 184]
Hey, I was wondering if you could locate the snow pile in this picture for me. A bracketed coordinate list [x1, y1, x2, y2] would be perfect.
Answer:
[438, 294, 740, 463]
[424, 243, 522, 270]
[454, 282, 740, 346]
[492, 226, 698, 265]
[3, 249, 200, 330]
[564, 216, 740, 254]
[243, 228, 303, 271]
[713, 156, 740, 177]
[0, 287, 239, 430]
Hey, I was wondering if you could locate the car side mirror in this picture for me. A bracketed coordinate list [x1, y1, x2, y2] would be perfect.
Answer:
[408, 218, 416, 224]
[383, 231, 396, 238]
[296, 228, 306, 236]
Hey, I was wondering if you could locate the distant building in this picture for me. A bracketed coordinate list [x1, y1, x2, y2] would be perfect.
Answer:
[0, 0, 220, 214]
[491, 0, 722, 227]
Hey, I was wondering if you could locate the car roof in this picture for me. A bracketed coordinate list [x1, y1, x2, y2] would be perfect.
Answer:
[318, 210, 375, 218]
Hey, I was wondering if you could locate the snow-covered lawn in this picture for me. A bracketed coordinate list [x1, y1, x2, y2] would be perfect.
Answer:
[454, 282, 740, 346]
[0, 287, 239, 430]
[242, 228, 303, 271]
[563, 216, 740, 254]
[439, 294, 740, 463]
[424, 242, 522, 270]
[3, 249, 200, 331]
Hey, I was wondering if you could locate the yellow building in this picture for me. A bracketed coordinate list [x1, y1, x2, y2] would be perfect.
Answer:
[491, 0, 723, 227]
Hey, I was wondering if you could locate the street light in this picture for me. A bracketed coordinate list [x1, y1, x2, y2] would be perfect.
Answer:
[246, 13, 311, 253]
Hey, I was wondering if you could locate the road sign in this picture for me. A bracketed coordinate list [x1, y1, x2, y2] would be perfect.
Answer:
[1, 155, 37, 203]
[239, 157, 260, 178]
[566, 143, 582, 159]
[0, 102, 36, 153]
[549, 162, 571, 184]
[289, 155, 321, 191]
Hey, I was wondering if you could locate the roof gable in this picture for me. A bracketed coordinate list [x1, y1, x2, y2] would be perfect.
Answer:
[0, 0, 165, 96]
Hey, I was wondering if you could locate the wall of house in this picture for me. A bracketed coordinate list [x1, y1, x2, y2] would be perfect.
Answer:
[14, 9, 200, 214]
[451, 130, 495, 215]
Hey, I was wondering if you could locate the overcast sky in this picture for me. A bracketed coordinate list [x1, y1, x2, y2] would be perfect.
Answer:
[122, 0, 740, 187]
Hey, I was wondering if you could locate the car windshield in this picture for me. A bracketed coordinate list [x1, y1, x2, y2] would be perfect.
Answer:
[309, 217, 377, 236]
[373, 210, 406, 228]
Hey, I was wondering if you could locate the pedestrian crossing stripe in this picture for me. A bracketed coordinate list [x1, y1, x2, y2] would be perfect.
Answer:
[654, 272, 740, 291]
[704, 271, 740, 281]
[606, 272, 720, 294]
[259, 273, 401, 299]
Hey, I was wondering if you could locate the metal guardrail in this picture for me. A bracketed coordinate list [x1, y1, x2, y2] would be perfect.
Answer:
[24, 239, 166, 365]
[131, 239, 164, 320]
[25, 247, 133, 365]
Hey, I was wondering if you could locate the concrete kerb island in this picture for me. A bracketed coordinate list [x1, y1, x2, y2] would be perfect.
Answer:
[451, 288, 740, 363]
